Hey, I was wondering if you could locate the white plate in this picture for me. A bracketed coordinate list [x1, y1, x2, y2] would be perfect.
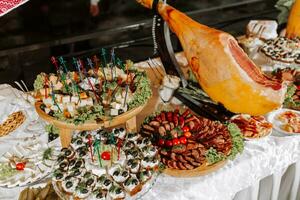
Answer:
[231, 114, 272, 140]
[267, 108, 300, 136]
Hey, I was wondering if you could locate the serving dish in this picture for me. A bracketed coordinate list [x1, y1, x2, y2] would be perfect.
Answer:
[267, 108, 300, 135]
[141, 108, 244, 177]
[51, 128, 159, 199]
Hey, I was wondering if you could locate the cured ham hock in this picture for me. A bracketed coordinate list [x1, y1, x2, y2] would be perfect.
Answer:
[137, 0, 286, 115]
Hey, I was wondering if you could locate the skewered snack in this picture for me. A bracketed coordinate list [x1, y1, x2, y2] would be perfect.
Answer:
[33, 55, 151, 125]
[141, 109, 244, 173]
[52, 128, 158, 199]
[137, 0, 286, 115]
[0, 111, 26, 137]
[230, 115, 272, 139]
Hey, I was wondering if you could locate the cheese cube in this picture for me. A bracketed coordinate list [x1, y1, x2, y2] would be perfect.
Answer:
[51, 105, 58, 111]
[45, 108, 51, 114]
[71, 96, 79, 104]
[49, 75, 58, 84]
[54, 81, 63, 91]
[67, 103, 76, 116]
[43, 97, 53, 107]
[111, 102, 121, 110]
[110, 109, 119, 116]
[39, 88, 52, 97]
[62, 95, 71, 104]
[115, 95, 123, 103]
[86, 98, 94, 106]
[55, 94, 63, 103]
[79, 99, 88, 107]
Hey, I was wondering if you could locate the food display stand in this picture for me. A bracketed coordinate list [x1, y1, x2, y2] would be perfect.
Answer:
[0, 0, 300, 199]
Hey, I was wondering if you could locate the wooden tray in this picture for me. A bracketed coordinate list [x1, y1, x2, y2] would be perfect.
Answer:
[163, 160, 227, 177]
[35, 102, 147, 147]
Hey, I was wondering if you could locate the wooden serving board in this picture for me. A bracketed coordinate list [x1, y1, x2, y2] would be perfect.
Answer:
[163, 160, 227, 177]
[35, 102, 147, 147]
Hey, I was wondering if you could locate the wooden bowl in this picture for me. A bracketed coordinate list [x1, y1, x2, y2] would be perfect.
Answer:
[35, 102, 147, 147]
[163, 160, 227, 177]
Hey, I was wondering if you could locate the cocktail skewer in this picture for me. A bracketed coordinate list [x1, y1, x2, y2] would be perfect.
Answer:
[50, 82, 62, 112]
[80, 59, 99, 103]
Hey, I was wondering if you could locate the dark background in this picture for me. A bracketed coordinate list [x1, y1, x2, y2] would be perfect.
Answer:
[0, 0, 279, 88]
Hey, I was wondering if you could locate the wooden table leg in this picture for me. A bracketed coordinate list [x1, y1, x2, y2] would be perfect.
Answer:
[59, 128, 73, 148]
[126, 116, 137, 132]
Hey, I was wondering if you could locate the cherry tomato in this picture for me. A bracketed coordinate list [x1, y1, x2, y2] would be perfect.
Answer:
[16, 162, 26, 171]
[172, 138, 180, 146]
[297, 85, 300, 90]
[179, 136, 187, 144]
[101, 151, 111, 160]
[158, 139, 165, 146]
[182, 126, 190, 133]
[184, 131, 192, 138]
[166, 140, 173, 147]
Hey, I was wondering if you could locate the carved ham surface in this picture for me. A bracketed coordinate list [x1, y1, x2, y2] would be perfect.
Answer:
[137, 0, 286, 115]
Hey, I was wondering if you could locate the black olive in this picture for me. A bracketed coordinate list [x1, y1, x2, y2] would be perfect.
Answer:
[127, 159, 133, 165]
[114, 129, 120, 134]
[69, 159, 76, 167]
[80, 131, 87, 136]
[121, 171, 128, 177]
[131, 162, 138, 168]
[125, 180, 130, 186]
[48, 110, 55, 117]
[84, 172, 92, 178]
[48, 133, 54, 142]
[40, 104, 46, 111]
[65, 150, 72, 157]
[66, 181, 73, 188]
[118, 109, 124, 115]
[86, 178, 94, 186]
[104, 179, 111, 186]
[99, 176, 105, 182]
[115, 188, 122, 194]
[57, 156, 65, 162]
[59, 162, 68, 169]
[79, 150, 87, 157]
[132, 151, 138, 157]
[76, 140, 83, 145]
[96, 192, 104, 199]
[128, 133, 134, 138]
[65, 175, 72, 180]
[61, 148, 68, 152]
[119, 127, 124, 132]
[75, 160, 83, 168]
[113, 170, 120, 176]
[82, 188, 89, 194]
[132, 179, 138, 185]
[56, 173, 63, 180]
[144, 157, 150, 162]
[73, 169, 81, 176]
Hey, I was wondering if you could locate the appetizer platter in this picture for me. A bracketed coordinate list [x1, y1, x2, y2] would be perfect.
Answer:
[0, 137, 60, 188]
[51, 128, 159, 200]
[267, 109, 300, 135]
[33, 51, 152, 147]
[141, 108, 244, 177]
[238, 20, 300, 71]
[230, 115, 273, 140]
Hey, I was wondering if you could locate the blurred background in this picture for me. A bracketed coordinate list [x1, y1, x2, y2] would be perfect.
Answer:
[0, 0, 279, 88]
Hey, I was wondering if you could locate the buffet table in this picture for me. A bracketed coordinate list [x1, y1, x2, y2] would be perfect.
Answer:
[1, 56, 300, 200]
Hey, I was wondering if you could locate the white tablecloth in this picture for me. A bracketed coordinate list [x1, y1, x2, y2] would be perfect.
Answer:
[0, 83, 300, 200]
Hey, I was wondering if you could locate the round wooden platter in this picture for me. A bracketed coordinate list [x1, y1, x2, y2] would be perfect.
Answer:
[35, 101, 147, 147]
[163, 160, 227, 177]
